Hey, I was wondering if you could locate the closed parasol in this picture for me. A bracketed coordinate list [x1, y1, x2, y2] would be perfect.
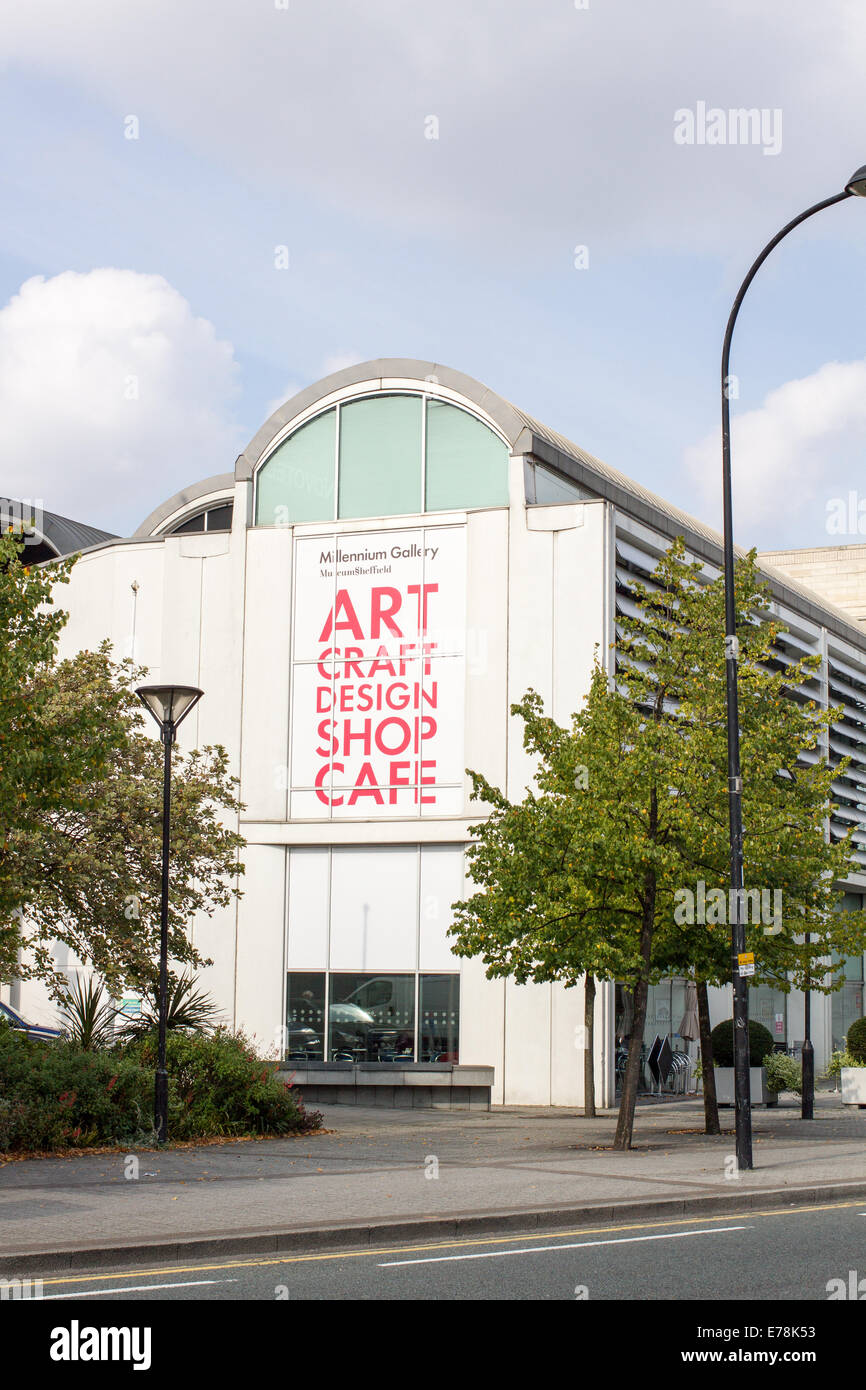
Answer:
[678, 980, 700, 1042]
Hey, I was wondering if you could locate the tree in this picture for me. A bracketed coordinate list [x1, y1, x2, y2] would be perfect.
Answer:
[452, 664, 687, 1146]
[0, 528, 125, 976]
[451, 538, 866, 1149]
[643, 543, 866, 1130]
[5, 641, 245, 996]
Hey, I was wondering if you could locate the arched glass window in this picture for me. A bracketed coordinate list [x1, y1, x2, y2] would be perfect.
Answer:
[168, 502, 234, 535]
[255, 409, 336, 527]
[254, 393, 508, 525]
[339, 395, 422, 519]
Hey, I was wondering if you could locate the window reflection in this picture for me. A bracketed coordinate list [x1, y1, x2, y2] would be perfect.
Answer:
[286, 971, 461, 1064]
[285, 972, 325, 1060]
[328, 974, 415, 1062]
[420, 974, 460, 1061]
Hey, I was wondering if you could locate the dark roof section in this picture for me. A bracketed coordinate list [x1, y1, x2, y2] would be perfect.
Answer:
[1, 499, 117, 558]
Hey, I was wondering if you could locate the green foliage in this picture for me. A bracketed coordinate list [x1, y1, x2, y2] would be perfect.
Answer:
[0, 1021, 321, 1152]
[825, 1049, 866, 1077]
[763, 1052, 802, 1095]
[57, 974, 120, 1050]
[124, 973, 223, 1039]
[0, 530, 120, 975]
[3, 638, 246, 995]
[846, 1017, 866, 1063]
[0, 1021, 154, 1151]
[450, 537, 866, 1147]
[125, 1029, 321, 1139]
[710, 1018, 775, 1067]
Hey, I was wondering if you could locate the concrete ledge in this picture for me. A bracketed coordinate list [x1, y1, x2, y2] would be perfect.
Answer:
[280, 1063, 494, 1110]
[7, 1177, 866, 1279]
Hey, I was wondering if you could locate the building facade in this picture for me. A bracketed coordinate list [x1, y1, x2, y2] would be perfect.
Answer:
[6, 359, 866, 1105]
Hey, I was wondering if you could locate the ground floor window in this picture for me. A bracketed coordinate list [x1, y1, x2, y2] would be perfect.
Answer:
[831, 953, 864, 1052]
[749, 983, 787, 1046]
[285, 971, 459, 1063]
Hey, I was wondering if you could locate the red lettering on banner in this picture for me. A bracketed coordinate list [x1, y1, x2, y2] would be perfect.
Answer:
[303, 567, 455, 810]
[407, 583, 438, 634]
[316, 719, 338, 755]
[315, 763, 343, 806]
[370, 588, 403, 638]
[317, 591, 363, 642]
[368, 646, 398, 677]
[348, 764, 385, 805]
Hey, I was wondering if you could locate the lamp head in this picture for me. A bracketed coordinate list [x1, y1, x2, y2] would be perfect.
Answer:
[136, 685, 203, 736]
[845, 165, 866, 197]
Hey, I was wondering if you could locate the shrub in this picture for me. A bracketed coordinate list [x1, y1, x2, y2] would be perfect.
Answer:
[124, 1028, 321, 1139]
[122, 973, 223, 1041]
[847, 1017, 866, 1064]
[57, 975, 121, 1051]
[824, 1049, 866, 1079]
[710, 1018, 775, 1068]
[763, 1052, 802, 1095]
[0, 1023, 154, 1151]
[0, 1021, 320, 1152]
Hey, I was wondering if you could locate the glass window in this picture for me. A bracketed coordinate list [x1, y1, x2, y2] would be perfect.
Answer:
[205, 503, 233, 531]
[420, 975, 459, 1061]
[285, 972, 326, 1061]
[328, 847, 418, 972]
[173, 512, 205, 534]
[256, 408, 336, 525]
[328, 973, 416, 1062]
[425, 399, 508, 512]
[832, 951, 865, 1052]
[749, 983, 787, 1047]
[338, 395, 422, 520]
[530, 462, 593, 504]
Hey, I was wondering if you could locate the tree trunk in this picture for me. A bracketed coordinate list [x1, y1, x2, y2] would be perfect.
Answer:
[697, 978, 720, 1135]
[584, 973, 596, 1118]
[613, 895, 654, 1151]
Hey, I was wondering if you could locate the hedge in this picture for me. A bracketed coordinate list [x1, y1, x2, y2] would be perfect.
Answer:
[709, 1018, 775, 1067]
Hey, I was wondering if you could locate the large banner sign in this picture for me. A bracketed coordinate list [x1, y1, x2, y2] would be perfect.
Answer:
[290, 526, 466, 818]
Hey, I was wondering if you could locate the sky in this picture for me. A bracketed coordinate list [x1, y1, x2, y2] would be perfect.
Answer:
[1, 0, 866, 549]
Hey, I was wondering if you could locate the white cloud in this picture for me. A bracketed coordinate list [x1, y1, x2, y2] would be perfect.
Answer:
[3, 1, 866, 260]
[0, 269, 243, 533]
[684, 359, 866, 548]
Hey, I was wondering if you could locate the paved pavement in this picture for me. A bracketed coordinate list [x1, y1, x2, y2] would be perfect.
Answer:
[2, 1093, 865, 1274]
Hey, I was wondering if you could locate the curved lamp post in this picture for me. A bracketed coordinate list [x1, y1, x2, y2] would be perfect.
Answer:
[722, 165, 866, 1170]
[135, 685, 203, 1144]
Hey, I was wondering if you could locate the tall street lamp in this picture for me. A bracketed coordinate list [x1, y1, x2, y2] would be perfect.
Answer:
[135, 684, 204, 1144]
[722, 165, 866, 1170]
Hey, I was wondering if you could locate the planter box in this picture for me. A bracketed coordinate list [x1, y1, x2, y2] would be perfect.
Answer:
[840, 1067, 866, 1107]
[713, 1066, 778, 1107]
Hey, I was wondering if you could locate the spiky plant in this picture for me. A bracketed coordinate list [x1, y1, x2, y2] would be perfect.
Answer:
[58, 974, 121, 1051]
[129, 973, 222, 1038]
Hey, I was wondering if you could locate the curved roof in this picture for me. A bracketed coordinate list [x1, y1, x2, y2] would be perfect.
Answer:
[134, 473, 235, 539]
[128, 357, 866, 650]
[234, 358, 866, 647]
[1, 498, 116, 558]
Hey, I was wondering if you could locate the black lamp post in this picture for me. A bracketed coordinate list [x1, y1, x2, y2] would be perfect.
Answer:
[721, 166, 866, 1170]
[135, 684, 203, 1144]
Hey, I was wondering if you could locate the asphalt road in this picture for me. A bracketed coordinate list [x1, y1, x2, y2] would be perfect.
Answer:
[21, 1197, 866, 1301]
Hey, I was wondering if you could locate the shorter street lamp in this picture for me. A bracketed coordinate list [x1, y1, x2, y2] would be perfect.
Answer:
[135, 685, 203, 1144]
